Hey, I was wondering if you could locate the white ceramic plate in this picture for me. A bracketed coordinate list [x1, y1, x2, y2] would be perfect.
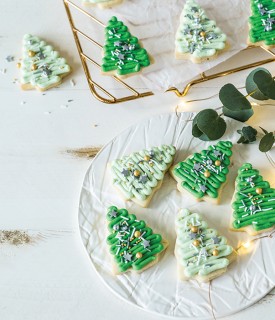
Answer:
[79, 112, 275, 319]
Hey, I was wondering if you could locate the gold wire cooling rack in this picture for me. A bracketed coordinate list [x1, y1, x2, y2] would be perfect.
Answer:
[63, 0, 275, 104]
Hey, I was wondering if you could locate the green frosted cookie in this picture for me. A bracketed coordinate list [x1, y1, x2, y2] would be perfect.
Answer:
[106, 206, 168, 274]
[248, 0, 275, 48]
[231, 163, 275, 235]
[175, 209, 236, 282]
[110, 145, 176, 207]
[102, 16, 151, 77]
[170, 141, 233, 204]
[20, 34, 71, 91]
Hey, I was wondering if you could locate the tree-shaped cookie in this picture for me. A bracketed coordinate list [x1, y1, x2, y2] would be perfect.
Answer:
[102, 16, 151, 77]
[20, 34, 71, 91]
[231, 163, 275, 235]
[175, 209, 236, 282]
[170, 141, 233, 204]
[175, 0, 227, 63]
[110, 145, 176, 207]
[106, 206, 168, 274]
[83, 0, 122, 9]
[248, 0, 275, 48]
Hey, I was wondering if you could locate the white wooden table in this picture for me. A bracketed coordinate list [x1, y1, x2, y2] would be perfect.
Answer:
[0, 1, 274, 319]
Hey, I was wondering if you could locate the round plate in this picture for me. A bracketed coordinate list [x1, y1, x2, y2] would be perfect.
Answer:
[79, 112, 275, 319]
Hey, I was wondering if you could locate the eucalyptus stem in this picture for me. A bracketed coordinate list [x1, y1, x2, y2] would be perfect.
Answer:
[246, 89, 258, 98]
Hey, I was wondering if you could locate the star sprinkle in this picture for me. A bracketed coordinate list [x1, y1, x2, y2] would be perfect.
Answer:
[109, 210, 117, 218]
[114, 41, 122, 47]
[189, 232, 197, 240]
[117, 53, 125, 60]
[113, 224, 119, 231]
[200, 185, 207, 193]
[142, 239, 150, 248]
[149, 150, 155, 157]
[123, 251, 132, 262]
[213, 150, 221, 157]
[121, 168, 130, 177]
[212, 236, 220, 244]
[5, 55, 14, 62]
[42, 66, 52, 77]
[193, 163, 202, 171]
[139, 175, 148, 183]
[122, 44, 129, 51]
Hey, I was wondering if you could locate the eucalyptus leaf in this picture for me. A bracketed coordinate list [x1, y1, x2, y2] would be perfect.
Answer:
[237, 126, 257, 144]
[192, 124, 203, 137]
[219, 84, 252, 111]
[245, 68, 269, 100]
[259, 132, 275, 152]
[259, 126, 269, 135]
[237, 136, 246, 144]
[196, 109, 226, 140]
[223, 105, 254, 122]
[254, 70, 275, 99]
[197, 133, 212, 141]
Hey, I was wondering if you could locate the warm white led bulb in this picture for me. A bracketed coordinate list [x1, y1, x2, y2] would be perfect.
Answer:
[243, 241, 251, 248]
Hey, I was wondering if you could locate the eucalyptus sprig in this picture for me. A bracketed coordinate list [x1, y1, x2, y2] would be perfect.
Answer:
[192, 67, 275, 152]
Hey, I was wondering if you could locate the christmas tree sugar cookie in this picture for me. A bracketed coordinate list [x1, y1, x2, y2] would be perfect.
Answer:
[175, 209, 236, 282]
[20, 34, 71, 91]
[110, 145, 176, 207]
[102, 16, 151, 77]
[170, 141, 233, 204]
[83, 0, 122, 8]
[175, 0, 227, 63]
[106, 206, 168, 274]
[231, 163, 275, 236]
[248, 0, 275, 48]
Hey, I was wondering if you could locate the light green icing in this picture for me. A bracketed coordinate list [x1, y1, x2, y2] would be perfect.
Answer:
[173, 141, 233, 199]
[21, 34, 70, 89]
[106, 206, 165, 273]
[102, 16, 150, 76]
[111, 145, 176, 202]
[232, 163, 275, 232]
[249, 0, 275, 46]
[175, 0, 227, 58]
[175, 209, 233, 277]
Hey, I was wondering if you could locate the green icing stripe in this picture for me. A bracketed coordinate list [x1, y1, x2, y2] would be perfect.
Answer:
[102, 16, 150, 76]
[111, 145, 176, 202]
[175, 209, 233, 277]
[175, 0, 227, 58]
[249, 0, 275, 46]
[21, 34, 70, 89]
[106, 206, 165, 273]
[173, 141, 232, 199]
[232, 163, 275, 232]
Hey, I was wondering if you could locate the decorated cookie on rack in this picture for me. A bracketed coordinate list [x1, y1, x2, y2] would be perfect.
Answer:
[106, 206, 168, 274]
[83, 0, 123, 8]
[170, 141, 233, 204]
[248, 0, 275, 48]
[19, 34, 71, 91]
[102, 16, 151, 77]
[175, 0, 227, 63]
[110, 145, 176, 207]
[231, 163, 275, 236]
[175, 209, 236, 282]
